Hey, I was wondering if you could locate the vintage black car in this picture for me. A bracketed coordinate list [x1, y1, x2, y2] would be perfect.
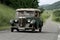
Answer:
[10, 8, 43, 32]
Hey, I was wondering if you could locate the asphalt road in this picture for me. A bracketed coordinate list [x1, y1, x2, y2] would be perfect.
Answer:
[0, 17, 59, 40]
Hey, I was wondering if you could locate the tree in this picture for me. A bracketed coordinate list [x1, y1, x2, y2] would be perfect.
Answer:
[0, 0, 39, 9]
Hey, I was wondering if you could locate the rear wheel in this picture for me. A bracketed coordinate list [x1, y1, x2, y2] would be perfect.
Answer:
[39, 21, 43, 32]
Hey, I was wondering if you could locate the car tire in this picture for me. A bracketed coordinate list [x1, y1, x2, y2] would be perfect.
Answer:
[32, 28, 35, 32]
[11, 28, 14, 32]
[16, 28, 19, 32]
[39, 28, 42, 32]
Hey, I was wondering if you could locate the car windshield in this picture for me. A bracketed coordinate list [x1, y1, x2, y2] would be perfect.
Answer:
[17, 11, 34, 17]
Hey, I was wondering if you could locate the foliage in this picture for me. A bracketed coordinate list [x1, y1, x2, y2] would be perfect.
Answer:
[40, 10, 50, 22]
[0, 0, 39, 9]
[0, 4, 15, 26]
[52, 10, 60, 22]
[53, 10, 60, 17]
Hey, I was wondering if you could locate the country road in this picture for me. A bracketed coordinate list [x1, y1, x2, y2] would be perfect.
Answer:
[0, 17, 59, 40]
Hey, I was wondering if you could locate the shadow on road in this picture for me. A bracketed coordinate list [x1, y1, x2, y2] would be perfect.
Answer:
[12, 30, 56, 34]
[13, 31, 40, 33]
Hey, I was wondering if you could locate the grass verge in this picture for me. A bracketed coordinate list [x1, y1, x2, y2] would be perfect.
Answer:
[52, 9, 60, 22]
[0, 4, 15, 26]
[0, 26, 10, 31]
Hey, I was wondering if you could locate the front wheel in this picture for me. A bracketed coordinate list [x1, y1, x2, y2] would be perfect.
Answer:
[16, 28, 19, 32]
[32, 28, 35, 32]
[11, 28, 19, 32]
[11, 28, 14, 32]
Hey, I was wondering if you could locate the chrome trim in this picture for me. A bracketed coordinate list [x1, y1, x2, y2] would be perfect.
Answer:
[19, 17, 26, 18]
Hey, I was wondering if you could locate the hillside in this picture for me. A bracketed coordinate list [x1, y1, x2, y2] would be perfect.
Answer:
[41, 1, 60, 10]
[0, 4, 15, 26]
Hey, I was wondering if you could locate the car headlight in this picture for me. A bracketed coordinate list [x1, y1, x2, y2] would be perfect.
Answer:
[28, 19, 30, 22]
[15, 20, 18, 22]
[30, 20, 35, 24]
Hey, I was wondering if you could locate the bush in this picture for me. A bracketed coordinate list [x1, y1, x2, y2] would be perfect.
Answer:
[40, 11, 50, 22]
[52, 10, 60, 22]
[0, 4, 15, 26]
[53, 10, 60, 17]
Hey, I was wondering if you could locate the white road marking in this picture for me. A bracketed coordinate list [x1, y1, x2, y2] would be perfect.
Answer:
[57, 26, 60, 40]
[59, 26, 60, 28]
[58, 35, 60, 38]
[57, 35, 60, 40]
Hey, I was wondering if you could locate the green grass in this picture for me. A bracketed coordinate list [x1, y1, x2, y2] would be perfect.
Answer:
[0, 26, 10, 31]
[0, 4, 15, 26]
[52, 9, 60, 22]
[0, 4, 15, 30]
[40, 10, 51, 22]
